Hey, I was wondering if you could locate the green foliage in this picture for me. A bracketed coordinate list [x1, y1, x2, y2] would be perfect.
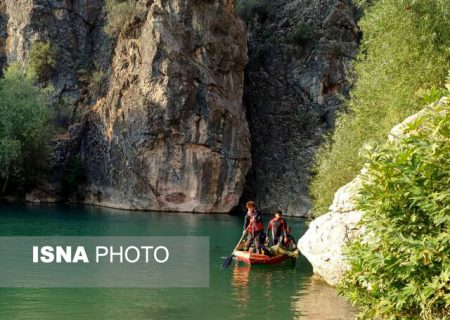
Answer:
[62, 156, 85, 201]
[352, 0, 375, 9]
[104, 0, 144, 37]
[0, 64, 53, 193]
[287, 24, 314, 46]
[27, 41, 59, 82]
[311, 0, 450, 214]
[339, 90, 450, 319]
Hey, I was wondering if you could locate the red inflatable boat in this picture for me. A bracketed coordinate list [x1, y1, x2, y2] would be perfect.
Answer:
[233, 250, 292, 265]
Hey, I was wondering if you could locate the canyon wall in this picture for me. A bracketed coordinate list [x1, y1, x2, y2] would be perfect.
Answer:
[1, 0, 359, 215]
[241, 0, 358, 216]
[2, 0, 250, 213]
[81, 0, 251, 212]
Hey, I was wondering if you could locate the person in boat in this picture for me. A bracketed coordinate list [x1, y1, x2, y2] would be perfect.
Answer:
[243, 201, 265, 254]
[266, 210, 287, 245]
[283, 227, 297, 251]
[270, 226, 300, 259]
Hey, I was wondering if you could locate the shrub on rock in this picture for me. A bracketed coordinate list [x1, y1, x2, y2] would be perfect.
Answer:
[339, 87, 450, 319]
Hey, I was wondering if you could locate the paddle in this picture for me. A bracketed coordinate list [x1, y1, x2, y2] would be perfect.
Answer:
[222, 225, 249, 268]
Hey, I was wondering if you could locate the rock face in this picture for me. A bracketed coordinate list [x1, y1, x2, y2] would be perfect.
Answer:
[1, 0, 250, 213]
[81, 0, 251, 213]
[2, 0, 110, 104]
[298, 177, 364, 286]
[241, 0, 359, 216]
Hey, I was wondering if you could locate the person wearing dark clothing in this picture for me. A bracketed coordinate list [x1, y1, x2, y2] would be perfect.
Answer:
[243, 207, 262, 232]
[266, 210, 287, 245]
[243, 201, 265, 253]
[283, 227, 297, 251]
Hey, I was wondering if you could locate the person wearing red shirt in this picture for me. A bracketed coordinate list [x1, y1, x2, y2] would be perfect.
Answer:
[243, 201, 264, 253]
[266, 210, 287, 245]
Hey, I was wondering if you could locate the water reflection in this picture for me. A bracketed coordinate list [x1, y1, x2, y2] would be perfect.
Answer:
[231, 263, 357, 320]
[231, 264, 251, 315]
[292, 277, 357, 319]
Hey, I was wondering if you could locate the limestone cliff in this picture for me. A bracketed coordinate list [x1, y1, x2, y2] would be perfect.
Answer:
[1, 0, 250, 212]
[80, 0, 251, 212]
[240, 0, 358, 216]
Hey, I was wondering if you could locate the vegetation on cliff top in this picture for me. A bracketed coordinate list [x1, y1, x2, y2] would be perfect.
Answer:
[310, 0, 450, 214]
[339, 87, 450, 319]
[0, 64, 53, 193]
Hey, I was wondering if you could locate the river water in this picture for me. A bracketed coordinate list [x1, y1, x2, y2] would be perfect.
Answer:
[0, 204, 356, 320]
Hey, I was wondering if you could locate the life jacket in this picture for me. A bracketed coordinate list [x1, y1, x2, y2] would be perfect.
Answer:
[246, 210, 264, 234]
[268, 217, 287, 237]
[250, 219, 264, 234]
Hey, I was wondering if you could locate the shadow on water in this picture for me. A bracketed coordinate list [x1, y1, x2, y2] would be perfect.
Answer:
[0, 204, 357, 319]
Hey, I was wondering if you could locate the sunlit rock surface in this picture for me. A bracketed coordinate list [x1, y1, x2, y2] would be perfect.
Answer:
[81, 0, 251, 212]
[299, 178, 363, 286]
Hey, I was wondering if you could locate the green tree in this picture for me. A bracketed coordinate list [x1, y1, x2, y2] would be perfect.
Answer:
[27, 41, 59, 82]
[339, 88, 450, 319]
[0, 64, 53, 193]
[311, 0, 450, 214]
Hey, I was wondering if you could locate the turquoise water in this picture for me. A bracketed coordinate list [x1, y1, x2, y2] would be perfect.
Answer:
[0, 204, 356, 320]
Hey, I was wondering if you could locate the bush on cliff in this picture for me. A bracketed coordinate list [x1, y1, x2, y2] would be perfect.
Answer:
[0, 64, 53, 193]
[339, 88, 450, 319]
[310, 0, 450, 214]
[104, 0, 145, 37]
[27, 41, 59, 82]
